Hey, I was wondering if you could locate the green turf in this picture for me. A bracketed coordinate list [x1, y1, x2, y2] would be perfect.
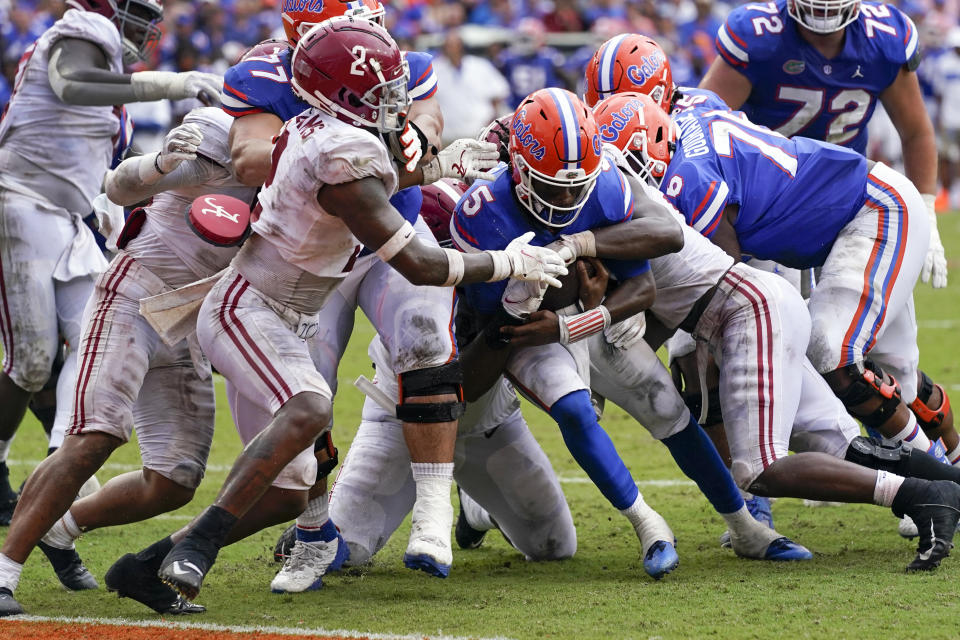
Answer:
[4, 212, 960, 639]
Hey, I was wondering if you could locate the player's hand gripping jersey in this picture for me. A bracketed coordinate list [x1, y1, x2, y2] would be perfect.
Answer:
[221, 40, 436, 222]
[716, 0, 919, 154]
[451, 161, 646, 316]
[662, 107, 869, 268]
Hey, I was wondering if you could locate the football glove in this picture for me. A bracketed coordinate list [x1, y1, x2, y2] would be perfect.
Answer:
[388, 120, 430, 173]
[501, 278, 547, 319]
[132, 71, 223, 106]
[920, 194, 948, 289]
[545, 231, 597, 265]
[604, 312, 646, 350]
[155, 122, 203, 174]
[422, 139, 499, 184]
[488, 231, 567, 288]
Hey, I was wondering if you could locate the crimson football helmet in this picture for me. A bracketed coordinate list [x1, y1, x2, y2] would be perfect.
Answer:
[594, 92, 675, 187]
[477, 114, 513, 164]
[240, 38, 290, 62]
[788, 0, 860, 34]
[509, 88, 603, 228]
[585, 34, 673, 111]
[419, 179, 468, 248]
[290, 17, 409, 132]
[281, 0, 385, 45]
[67, 0, 163, 65]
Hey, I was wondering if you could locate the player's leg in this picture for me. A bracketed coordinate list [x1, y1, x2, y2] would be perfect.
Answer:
[156, 271, 332, 600]
[358, 243, 461, 578]
[454, 406, 577, 561]
[809, 164, 937, 452]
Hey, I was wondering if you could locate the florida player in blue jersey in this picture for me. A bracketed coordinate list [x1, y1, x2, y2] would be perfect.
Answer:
[453, 88, 815, 574]
[218, 1, 501, 588]
[701, 0, 948, 293]
[701, 2, 959, 469]
[627, 100, 960, 567]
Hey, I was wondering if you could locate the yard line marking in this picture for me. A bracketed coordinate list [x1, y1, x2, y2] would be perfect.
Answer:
[6, 616, 516, 640]
[918, 319, 959, 329]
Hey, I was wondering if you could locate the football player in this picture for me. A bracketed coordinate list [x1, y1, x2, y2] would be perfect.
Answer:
[699, 1, 956, 462]
[0, 0, 220, 524]
[222, 0, 488, 582]
[114, 18, 565, 605]
[596, 92, 960, 571]
[452, 88, 815, 577]
[0, 107, 254, 617]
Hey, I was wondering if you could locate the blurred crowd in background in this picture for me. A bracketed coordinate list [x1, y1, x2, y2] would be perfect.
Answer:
[2, 0, 960, 191]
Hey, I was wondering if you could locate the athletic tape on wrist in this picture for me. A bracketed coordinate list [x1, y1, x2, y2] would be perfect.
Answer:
[567, 231, 596, 258]
[487, 251, 511, 281]
[422, 157, 441, 185]
[375, 220, 415, 262]
[443, 248, 465, 286]
[559, 305, 611, 344]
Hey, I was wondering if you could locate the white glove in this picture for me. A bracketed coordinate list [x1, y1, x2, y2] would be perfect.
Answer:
[488, 231, 567, 288]
[90, 192, 125, 251]
[155, 122, 203, 174]
[389, 121, 426, 173]
[501, 278, 547, 319]
[920, 194, 948, 289]
[604, 312, 646, 350]
[422, 139, 500, 184]
[546, 231, 597, 265]
[131, 71, 223, 105]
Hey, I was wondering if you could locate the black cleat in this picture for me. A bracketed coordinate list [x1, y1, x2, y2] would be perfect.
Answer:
[902, 480, 960, 572]
[0, 463, 18, 526]
[0, 588, 23, 616]
[455, 487, 486, 550]
[105, 553, 205, 614]
[158, 535, 219, 601]
[273, 523, 296, 562]
[38, 541, 98, 590]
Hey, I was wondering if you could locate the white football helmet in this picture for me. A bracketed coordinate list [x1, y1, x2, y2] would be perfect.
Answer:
[788, 0, 861, 34]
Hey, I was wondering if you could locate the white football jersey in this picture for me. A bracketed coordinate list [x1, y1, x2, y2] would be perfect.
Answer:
[252, 108, 398, 278]
[0, 9, 124, 207]
[644, 183, 735, 328]
[125, 108, 258, 287]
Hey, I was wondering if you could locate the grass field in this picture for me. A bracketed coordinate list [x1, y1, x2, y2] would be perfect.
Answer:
[2, 212, 960, 640]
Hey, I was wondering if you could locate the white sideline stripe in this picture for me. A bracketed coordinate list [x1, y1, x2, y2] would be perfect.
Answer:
[918, 319, 958, 329]
[5, 459, 695, 489]
[8, 615, 515, 640]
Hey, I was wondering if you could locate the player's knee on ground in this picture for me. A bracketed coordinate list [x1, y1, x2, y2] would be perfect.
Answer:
[823, 361, 903, 431]
[343, 540, 373, 567]
[910, 370, 953, 436]
[396, 360, 465, 424]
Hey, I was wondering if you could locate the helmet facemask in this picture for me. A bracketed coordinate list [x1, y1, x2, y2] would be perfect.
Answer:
[116, 0, 163, 65]
[513, 156, 601, 228]
[788, 0, 861, 34]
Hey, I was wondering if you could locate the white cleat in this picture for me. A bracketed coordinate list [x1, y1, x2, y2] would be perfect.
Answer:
[899, 515, 918, 539]
[403, 495, 454, 578]
[270, 538, 347, 594]
[631, 508, 679, 580]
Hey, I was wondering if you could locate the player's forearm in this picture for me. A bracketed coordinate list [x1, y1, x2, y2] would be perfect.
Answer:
[388, 240, 495, 286]
[593, 216, 683, 260]
[900, 130, 938, 195]
[231, 138, 274, 186]
[460, 334, 512, 401]
[48, 63, 137, 106]
[408, 97, 443, 152]
[105, 153, 206, 205]
[602, 273, 655, 323]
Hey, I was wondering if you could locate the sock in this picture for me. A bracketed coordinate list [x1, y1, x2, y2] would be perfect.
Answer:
[410, 463, 455, 506]
[297, 518, 339, 544]
[460, 490, 496, 531]
[550, 390, 638, 510]
[0, 554, 23, 592]
[135, 536, 174, 572]
[46, 446, 57, 457]
[409, 462, 455, 549]
[661, 416, 744, 515]
[296, 492, 329, 529]
[0, 439, 12, 463]
[41, 509, 82, 550]
[619, 493, 655, 530]
[891, 477, 926, 518]
[901, 447, 960, 483]
[947, 443, 960, 466]
[189, 506, 238, 549]
[886, 414, 934, 454]
[927, 439, 949, 464]
[872, 470, 905, 508]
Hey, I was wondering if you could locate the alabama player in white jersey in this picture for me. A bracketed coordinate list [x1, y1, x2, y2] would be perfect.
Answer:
[111, 18, 564, 605]
[0, 0, 220, 523]
[0, 107, 255, 617]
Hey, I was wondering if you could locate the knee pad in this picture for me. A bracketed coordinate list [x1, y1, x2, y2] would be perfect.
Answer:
[833, 361, 902, 429]
[314, 431, 339, 477]
[909, 370, 951, 431]
[396, 360, 465, 423]
[844, 435, 908, 474]
[682, 389, 723, 427]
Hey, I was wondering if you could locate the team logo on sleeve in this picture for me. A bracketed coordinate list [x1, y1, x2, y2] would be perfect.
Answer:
[597, 97, 643, 144]
[512, 109, 546, 161]
[782, 60, 805, 75]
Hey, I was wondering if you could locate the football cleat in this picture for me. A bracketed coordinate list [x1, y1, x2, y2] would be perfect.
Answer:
[902, 480, 960, 572]
[643, 541, 679, 580]
[270, 534, 349, 594]
[0, 588, 23, 617]
[105, 553, 205, 614]
[899, 515, 918, 540]
[454, 487, 487, 550]
[273, 523, 296, 562]
[157, 535, 219, 601]
[0, 463, 18, 526]
[37, 541, 98, 591]
[760, 537, 814, 561]
[404, 519, 452, 579]
[720, 496, 774, 548]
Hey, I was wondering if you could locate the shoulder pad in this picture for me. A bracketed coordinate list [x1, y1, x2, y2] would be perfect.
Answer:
[404, 50, 438, 100]
[52, 9, 122, 63]
[715, 3, 785, 69]
[857, 3, 920, 69]
[222, 53, 293, 117]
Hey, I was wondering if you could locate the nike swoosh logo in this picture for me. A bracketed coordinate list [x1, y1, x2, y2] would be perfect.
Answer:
[171, 561, 203, 577]
[483, 426, 500, 439]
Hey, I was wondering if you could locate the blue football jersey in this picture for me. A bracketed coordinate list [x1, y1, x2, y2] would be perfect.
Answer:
[451, 160, 648, 316]
[220, 44, 438, 226]
[671, 86, 730, 114]
[498, 49, 565, 109]
[661, 107, 869, 268]
[715, 0, 920, 154]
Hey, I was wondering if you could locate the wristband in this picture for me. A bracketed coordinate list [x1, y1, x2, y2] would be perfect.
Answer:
[375, 220, 415, 262]
[421, 157, 441, 185]
[564, 230, 597, 258]
[442, 248, 465, 286]
[153, 151, 168, 175]
[558, 305, 611, 344]
[921, 193, 936, 218]
[486, 250, 511, 281]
